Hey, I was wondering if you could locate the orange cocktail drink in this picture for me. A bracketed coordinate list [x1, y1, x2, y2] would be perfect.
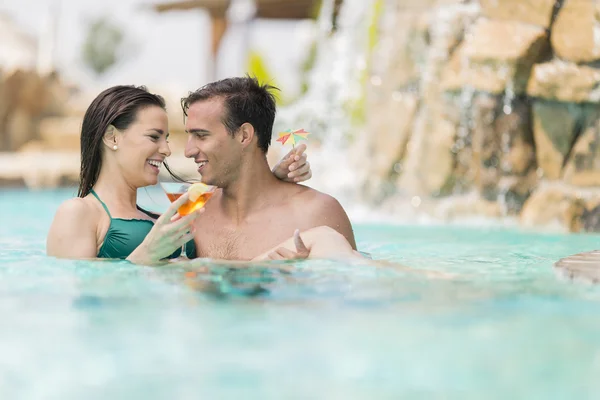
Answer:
[158, 182, 216, 259]
[161, 182, 216, 216]
[165, 190, 214, 216]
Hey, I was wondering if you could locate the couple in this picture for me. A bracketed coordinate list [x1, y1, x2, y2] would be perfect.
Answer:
[47, 76, 360, 264]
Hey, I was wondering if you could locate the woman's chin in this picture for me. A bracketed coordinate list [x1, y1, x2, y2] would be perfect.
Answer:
[141, 174, 159, 187]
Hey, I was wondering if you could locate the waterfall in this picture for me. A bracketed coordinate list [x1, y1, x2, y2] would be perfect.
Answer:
[275, 0, 378, 215]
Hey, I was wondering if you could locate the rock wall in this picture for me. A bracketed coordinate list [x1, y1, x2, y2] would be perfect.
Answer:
[0, 70, 73, 152]
[364, 0, 600, 232]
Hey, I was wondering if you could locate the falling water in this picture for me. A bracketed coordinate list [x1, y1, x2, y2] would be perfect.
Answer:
[274, 0, 600, 231]
[278, 0, 527, 224]
[497, 68, 517, 217]
[276, 0, 378, 214]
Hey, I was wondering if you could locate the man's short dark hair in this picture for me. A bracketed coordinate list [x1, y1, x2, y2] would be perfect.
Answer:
[181, 76, 279, 153]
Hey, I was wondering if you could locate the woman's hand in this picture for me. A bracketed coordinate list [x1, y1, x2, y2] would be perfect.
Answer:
[127, 192, 202, 265]
[272, 144, 312, 183]
[256, 229, 310, 261]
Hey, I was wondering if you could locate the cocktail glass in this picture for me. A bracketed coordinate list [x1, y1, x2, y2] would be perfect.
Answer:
[159, 181, 216, 259]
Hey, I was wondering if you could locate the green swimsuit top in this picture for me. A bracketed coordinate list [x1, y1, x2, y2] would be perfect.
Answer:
[90, 189, 195, 260]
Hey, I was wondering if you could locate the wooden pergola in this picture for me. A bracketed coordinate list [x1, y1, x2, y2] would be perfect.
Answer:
[152, 0, 324, 19]
[151, 0, 342, 78]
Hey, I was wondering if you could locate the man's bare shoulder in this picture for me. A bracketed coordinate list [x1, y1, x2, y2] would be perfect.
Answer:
[271, 183, 344, 217]
[291, 185, 357, 249]
[290, 185, 341, 209]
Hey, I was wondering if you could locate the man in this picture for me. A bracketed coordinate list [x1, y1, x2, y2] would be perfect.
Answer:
[182, 76, 358, 260]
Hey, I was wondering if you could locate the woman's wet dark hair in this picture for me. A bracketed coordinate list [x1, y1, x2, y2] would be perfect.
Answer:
[78, 85, 185, 198]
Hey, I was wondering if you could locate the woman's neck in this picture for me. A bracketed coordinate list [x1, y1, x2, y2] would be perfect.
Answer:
[93, 164, 139, 210]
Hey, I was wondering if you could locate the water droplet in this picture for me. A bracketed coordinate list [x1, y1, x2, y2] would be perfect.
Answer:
[393, 163, 403, 173]
[503, 104, 512, 114]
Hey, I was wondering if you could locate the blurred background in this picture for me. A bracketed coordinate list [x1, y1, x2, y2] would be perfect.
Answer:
[2, 0, 600, 233]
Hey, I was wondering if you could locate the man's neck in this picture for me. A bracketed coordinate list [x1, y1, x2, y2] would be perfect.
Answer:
[219, 154, 280, 224]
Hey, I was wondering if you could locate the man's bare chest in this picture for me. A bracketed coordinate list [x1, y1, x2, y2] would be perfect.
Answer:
[193, 217, 294, 260]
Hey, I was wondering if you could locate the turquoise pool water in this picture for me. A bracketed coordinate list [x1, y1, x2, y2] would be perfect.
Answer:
[2, 188, 600, 399]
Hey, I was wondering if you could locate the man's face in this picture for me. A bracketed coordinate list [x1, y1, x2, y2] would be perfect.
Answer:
[184, 98, 242, 187]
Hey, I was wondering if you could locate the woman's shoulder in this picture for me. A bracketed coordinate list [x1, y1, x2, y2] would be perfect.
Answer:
[56, 196, 94, 214]
[52, 196, 101, 226]
[47, 196, 104, 258]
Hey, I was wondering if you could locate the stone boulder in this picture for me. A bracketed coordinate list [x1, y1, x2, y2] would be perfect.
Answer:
[366, 91, 419, 178]
[531, 101, 600, 180]
[520, 186, 586, 232]
[0, 70, 72, 152]
[563, 120, 600, 186]
[449, 93, 536, 203]
[38, 116, 82, 151]
[527, 61, 600, 103]
[582, 203, 600, 232]
[442, 19, 550, 94]
[419, 2, 480, 102]
[378, 11, 429, 89]
[397, 100, 458, 196]
[497, 173, 539, 215]
[480, 0, 556, 28]
[551, 0, 600, 63]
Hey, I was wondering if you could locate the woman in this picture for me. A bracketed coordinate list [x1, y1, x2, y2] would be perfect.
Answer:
[46, 85, 312, 264]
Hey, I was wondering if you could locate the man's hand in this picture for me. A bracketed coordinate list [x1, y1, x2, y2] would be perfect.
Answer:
[272, 144, 312, 183]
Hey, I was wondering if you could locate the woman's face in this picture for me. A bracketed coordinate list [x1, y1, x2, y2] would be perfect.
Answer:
[115, 105, 171, 188]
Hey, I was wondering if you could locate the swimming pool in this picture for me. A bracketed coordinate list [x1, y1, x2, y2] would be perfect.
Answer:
[2, 188, 600, 399]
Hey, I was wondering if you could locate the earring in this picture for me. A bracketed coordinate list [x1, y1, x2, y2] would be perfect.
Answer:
[113, 145, 118, 150]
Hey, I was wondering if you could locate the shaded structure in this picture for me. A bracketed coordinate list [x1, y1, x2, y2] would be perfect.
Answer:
[151, 0, 343, 78]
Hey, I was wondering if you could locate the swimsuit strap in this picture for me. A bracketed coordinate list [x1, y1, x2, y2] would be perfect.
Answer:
[90, 189, 113, 219]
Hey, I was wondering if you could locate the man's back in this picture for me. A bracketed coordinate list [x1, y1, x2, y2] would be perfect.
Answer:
[192, 181, 356, 260]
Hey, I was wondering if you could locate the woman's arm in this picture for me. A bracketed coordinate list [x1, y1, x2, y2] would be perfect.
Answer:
[252, 226, 360, 261]
[126, 192, 202, 265]
[47, 193, 201, 264]
[47, 199, 99, 259]
[252, 229, 310, 261]
[272, 144, 312, 183]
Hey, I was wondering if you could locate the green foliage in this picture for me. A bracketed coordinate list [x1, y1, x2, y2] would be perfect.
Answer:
[368, 0, 384, 52]
[81, 17, 124, 76]
[246, 50, 285, 104]
[344, 0, 385, 129]
[311, 0, 323, 19]
[299, 40, 318, 95]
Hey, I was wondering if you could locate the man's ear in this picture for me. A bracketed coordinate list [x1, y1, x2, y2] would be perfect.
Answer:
[102, 125, 118, 149]
[238, 122, 255, 148]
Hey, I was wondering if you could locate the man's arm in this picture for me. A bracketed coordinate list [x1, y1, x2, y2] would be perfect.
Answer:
[306, 193, 357, 250]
